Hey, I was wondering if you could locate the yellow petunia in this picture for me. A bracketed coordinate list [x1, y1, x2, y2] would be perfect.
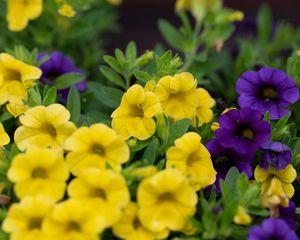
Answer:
[64, 123, 129, 175]
[154, 72, 198, 121]
[111, 84, 162, 140]
[6, 0, 43, 31]
[0, 123, 10, 146]
[0, 53, 41, 104]
[166, 132, 216, 190]
[233, 206, 252, 225]
[68, 168, 130, 225]
[112, 202, 169, 240]
[254, 164, 297, 198]
[193, 88, 215, 127]
[14, 104, 76, 151]
[2, 195, 55, 240]
[7, 148, 69, 201]
[58, 3, 76, 18]
[42, 198, 107, 240]
[137, 168, 198, 232]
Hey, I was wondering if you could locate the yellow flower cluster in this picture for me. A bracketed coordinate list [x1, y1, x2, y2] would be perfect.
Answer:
[112, 72, 216, 140]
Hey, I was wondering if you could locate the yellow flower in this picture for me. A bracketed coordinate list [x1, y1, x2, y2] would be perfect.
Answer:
[68, 168, 130, 225]
[155, 72, 197, 121]
[111, 84, 162, 140]
[65, 123, 129, 175]
[144, 80, 156, 92]
[261, 177, 289, 208]
[2, 195, 55, 240]
[0, 123, 10, 146]
[254, 165, 297, 198]
[14, 104, 76, 151]
[6, 97, 29, 118]
[58, 3, 76, 18]
[112, 202, 168, 240]
[0, 53, 41, 104]
[131, 166, 157, 179]
[6, 0, 43, 31]
[43, 198, 107, 240]
[175, 0, 219, 11]
[233, 206, 252, 225]
[107, 0, 123, 5]
[137, 168, 198, 232]
[166, 132, 216, 190]
[227, 11, 244, 22]
[7, 148, 69, 201]
[193, 88, 215, 127]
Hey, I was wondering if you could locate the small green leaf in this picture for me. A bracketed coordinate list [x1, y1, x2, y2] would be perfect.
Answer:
[0, 112, 13, 122]
[67, 86, 81, 125]
[296, 207, 300, 214]
[43, 87, 57, 106]
[257, 4, 272, 44]
[103, 55, 122, 73]
[158, 19, 183, 51]
[100, 66, 125, 89]
[141, 140, 158, 166]
[55, 73, 85, 90]
[126, 41, 137, 62]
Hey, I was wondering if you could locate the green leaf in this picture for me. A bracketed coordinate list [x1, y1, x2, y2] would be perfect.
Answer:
[103, 55, 122, 73]
[85, 111, 111, 126]
[257, 4, 272, 44]
[296, 207, 300, 214]
[162, 118, 190, 152]
[158, 19, 183, 51]
[126, 41, 137, 62]
[67, 86, 81, 125]
[43, 87, 57, 106]
[141, 140, 158, 166]
[0, 112, 13, 122]
[55, 73, 85, 90]
[100, 66, 125, 89]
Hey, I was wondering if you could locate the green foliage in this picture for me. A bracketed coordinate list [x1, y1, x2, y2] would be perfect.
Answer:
[54, 73, 85, 90]
[67, 86, 81, 125]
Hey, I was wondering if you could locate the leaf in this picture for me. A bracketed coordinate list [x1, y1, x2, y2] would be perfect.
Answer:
[158, 19, 183, 51]
[257, 4, 272, 44]
[67, 86, 81, 125]
[141, 140, 158, 166]
[85, 111, 111, 126]
[43, 86, 57, 106]
[125, 41, 137, 62]
[55, 73, 85, 90]
[0, 112, 13, 122]
[103, 55, 122, 73]
[296, 207, 300, 214]
[100, 66, 125, 89]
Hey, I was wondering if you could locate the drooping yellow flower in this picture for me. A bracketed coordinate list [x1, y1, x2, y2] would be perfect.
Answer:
[14, 104, 76, 151]
[137, 168, 198, 232]
[166, 132, 216, 190]
[58, 3, 76, 17]
[112, 202, 169, 240]
[193, 88, 215, 127]
[107, 0, 123, 5]
[43, 198, 107, 240]
[6, 0, 43, 31]
[0, 123, 10, 146]
[111, 84, 162, 140]
[2, 195, 55, 240]
[65, 123, 129, 175]
[68, 168, 130, 225]
[0, 53, 41, 104]
[7, 148, 69, 201]
[254, 165, 297, 198]
[154, 72, 197, 121]
[6, 97, 29, 118]
[233, 206, 252, 225]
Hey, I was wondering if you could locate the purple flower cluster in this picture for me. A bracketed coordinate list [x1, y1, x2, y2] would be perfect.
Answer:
[38, 51, 87, 102]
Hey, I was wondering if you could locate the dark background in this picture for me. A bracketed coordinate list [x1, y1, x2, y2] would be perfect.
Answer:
[106, 0, 300, 52]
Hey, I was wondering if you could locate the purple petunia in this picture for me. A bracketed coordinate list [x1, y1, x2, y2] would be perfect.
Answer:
[206, 139, 253, 192]
[236, 67, 299, 120]
[247, 218, 299, 240]
[279, 200, 297, 230]
[215, 108, 271, 154]
[260, 141, 292, 170]
[38, 51, 87, 102]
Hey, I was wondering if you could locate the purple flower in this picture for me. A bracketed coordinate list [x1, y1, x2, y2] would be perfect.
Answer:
[38, 51, 87, 102]
[215, 108, 271, 154]
[260, 141, 292, 170]
[206, 139, 253, 192]
[247, 218, 299, 240]
[279, 200, 297, 230]
[236, 67, 299, 120]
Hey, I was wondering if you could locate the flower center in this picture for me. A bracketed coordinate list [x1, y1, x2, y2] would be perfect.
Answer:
[215, 156, 229, 165]
[5, 70, 22, 81]
[44, 124, 57, 138]
[133, 104, 144, 117]
[157, 192, 174, 202]
[67, 221, 81, 232]
[31, 168, 47, 178]
[133, 217, 141, 229]
[92, 144, 105, 156]
[91, 188, 106, 199]
[241, 128, 254, 140]
[28, 218, 43, 230]
[262, 87, 278, 100]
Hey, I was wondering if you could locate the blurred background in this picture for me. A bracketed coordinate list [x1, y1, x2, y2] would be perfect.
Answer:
[106, 0, 300, 52]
